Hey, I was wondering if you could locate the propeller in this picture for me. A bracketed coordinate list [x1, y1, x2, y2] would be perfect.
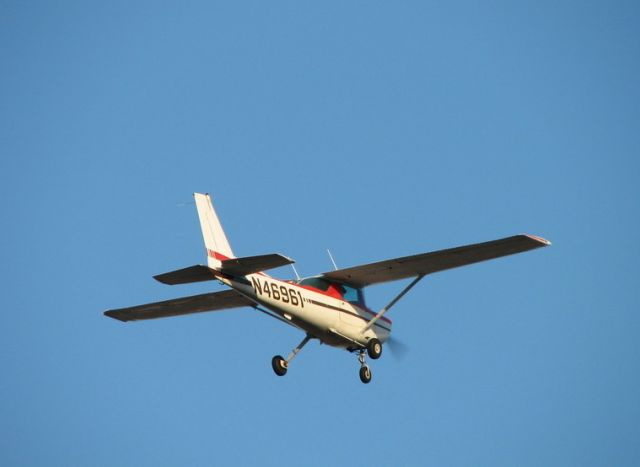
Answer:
[386, 335, 409, 361]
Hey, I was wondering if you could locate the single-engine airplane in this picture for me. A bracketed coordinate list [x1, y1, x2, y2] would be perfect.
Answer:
[105, 193, 550, 383]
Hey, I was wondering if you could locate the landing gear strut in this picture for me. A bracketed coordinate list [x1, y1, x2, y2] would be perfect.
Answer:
[357, 351, 372, 384]
[271, 334, 312, 377]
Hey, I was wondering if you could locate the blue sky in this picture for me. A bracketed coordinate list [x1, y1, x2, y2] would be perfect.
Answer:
[1, 1, 639, 466]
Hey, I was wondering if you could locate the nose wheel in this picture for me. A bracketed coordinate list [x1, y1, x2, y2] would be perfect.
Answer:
[357, 350, 372, 384]
[359, 365, 372, 384]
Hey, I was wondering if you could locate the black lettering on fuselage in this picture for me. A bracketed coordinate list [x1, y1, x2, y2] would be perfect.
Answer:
[251, 276, 304, 308]
[251, 276, 262, 295]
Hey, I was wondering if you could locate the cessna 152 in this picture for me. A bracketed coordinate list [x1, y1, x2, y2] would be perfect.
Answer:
[105, 193, 550, 383]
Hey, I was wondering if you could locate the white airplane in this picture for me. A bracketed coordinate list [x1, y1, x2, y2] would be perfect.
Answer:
[105, 193, 550, 384]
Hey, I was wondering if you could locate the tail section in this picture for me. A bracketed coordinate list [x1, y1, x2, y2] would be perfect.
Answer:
[194, 193, 235, 269]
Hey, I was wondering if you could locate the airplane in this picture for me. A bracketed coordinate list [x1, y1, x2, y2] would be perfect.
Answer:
[105, 193, 551, 384]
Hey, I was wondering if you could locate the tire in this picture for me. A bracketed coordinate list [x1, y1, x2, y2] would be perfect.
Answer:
[359, 365, 372, 384]
[271, 355, 288, 376]
[366, 338, 382, 360]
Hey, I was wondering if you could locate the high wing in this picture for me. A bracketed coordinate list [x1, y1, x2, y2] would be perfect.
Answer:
[322, 234, 551, 287]
[104, 289, 255, 322]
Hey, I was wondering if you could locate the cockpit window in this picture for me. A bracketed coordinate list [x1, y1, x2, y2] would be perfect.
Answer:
[298, 277, 365, 305]
[341, 284, 361, 304]
[297, 277, 331, 291]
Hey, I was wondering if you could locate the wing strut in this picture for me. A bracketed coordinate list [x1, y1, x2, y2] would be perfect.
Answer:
[362, 275, 425, 332]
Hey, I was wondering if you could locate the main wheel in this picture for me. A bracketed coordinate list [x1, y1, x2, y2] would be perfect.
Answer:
[359, 365, 372, 384]
[366, 338, 382, 360]
[271, 355, 288, 376]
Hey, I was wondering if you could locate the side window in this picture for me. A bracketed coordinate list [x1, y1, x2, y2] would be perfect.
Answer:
[342, 285, 361, 304]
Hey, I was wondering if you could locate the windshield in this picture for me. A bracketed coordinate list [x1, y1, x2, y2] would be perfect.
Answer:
[297, 277, 331, 291]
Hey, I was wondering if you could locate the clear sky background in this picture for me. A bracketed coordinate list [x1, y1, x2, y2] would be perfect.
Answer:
[2, 1, 639, 466]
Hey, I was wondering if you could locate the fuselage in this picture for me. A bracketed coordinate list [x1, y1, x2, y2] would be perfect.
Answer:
[216, 272, 391, 349]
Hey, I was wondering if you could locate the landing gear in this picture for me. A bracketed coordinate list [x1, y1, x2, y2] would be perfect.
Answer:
[366, 338, 382, 359]
[271, 355, 288, 376]
[270, 334, 378, 384]
[271, 334, 312, 377]
[357, 350, 372, 384]
[359, 365, 372, 384]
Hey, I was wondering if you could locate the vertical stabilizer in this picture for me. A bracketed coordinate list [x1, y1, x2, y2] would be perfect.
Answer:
[194, 193, 235, 269]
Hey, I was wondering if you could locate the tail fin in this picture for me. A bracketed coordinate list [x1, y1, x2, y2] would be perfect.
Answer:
[194, 193, 235, 269]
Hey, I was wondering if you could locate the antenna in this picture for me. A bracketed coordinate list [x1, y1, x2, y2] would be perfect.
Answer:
[326, 249, 338, 271]
[290, 263, 301, 281]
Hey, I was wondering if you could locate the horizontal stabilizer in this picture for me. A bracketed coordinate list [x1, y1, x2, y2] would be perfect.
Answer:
[104, 289, 254, 322]
[220, 253, 294, 276]
[154, 265, 217, 285]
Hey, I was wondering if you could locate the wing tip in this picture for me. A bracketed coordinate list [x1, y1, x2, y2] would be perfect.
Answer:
[282, 254, 295, 264]
[153, 274, 171, 285]
[104, 310, 130, 322]
[523, 234, 552, 246]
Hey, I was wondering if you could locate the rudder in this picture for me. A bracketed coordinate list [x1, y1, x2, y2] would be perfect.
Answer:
[194, 193, 235, 269]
